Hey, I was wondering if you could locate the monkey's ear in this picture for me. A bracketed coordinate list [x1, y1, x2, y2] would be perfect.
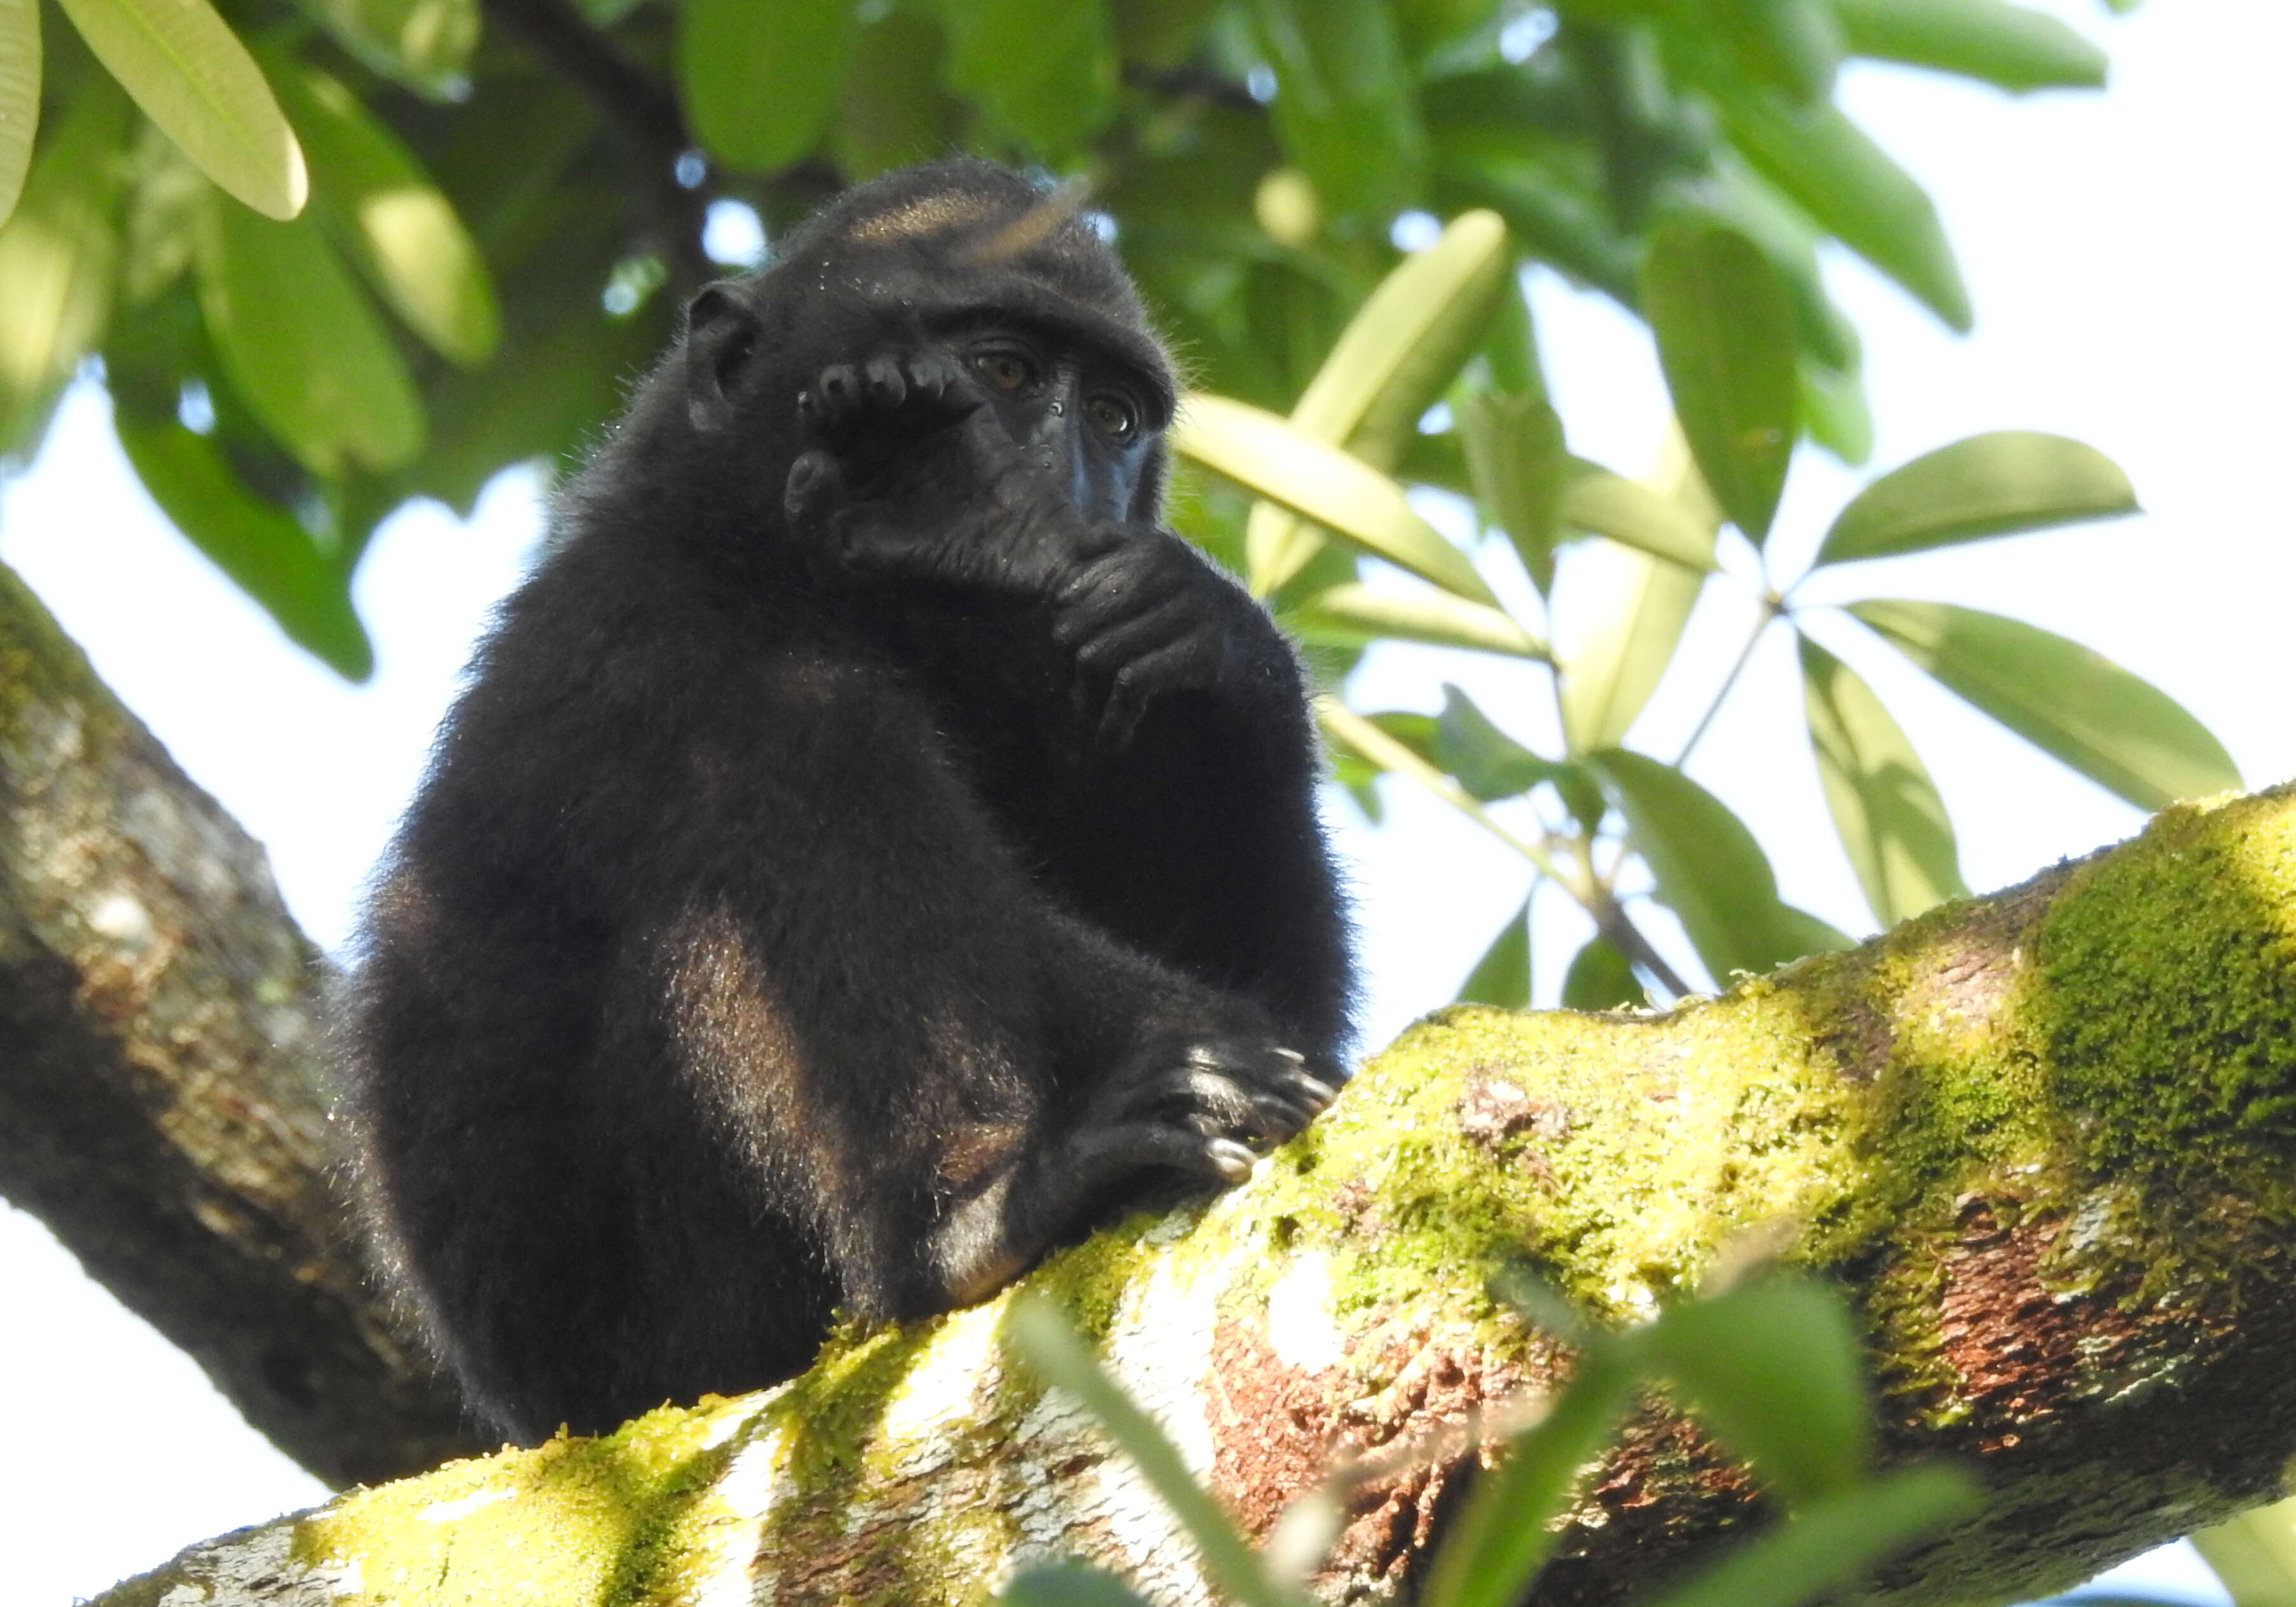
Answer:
[685, 284, 765, 432]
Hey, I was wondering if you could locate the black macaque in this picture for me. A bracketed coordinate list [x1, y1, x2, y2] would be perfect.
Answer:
[344, 158, 1356, 1444]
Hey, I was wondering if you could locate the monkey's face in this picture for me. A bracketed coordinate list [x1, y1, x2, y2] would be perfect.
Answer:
[947, 324, 1163, 526]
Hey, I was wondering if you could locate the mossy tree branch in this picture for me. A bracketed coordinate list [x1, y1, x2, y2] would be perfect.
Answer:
[93, 785, 2296, 1607]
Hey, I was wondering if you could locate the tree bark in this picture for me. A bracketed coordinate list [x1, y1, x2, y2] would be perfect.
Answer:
[88, 780, 2296, 1607]
[0, 564, 483, 1486]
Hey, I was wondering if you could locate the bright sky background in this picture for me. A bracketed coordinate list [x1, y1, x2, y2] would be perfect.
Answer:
[2, 1, 2291, 1599]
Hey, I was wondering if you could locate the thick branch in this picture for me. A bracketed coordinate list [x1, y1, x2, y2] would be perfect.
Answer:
[95, 785, 2296, 1606]
[0, 564, 483, 1485]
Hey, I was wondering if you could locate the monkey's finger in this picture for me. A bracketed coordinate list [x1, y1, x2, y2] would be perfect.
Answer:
[1067, 1124, 1257, 1188]
[1142, 1066, 1318, 1145]
[811, 364, 865, 433]
[862, 354, 910, 411]
[1097, 634, 1223, 749]
[784, 449, 847, 524]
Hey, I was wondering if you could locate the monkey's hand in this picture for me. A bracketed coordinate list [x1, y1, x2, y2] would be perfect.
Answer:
[927, 1030, 1341, 1307]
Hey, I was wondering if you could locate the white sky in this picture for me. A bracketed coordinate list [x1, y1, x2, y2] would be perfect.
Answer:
[1, 2, 2290, 1599]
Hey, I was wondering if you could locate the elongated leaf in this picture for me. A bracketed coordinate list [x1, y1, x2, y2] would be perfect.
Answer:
[291, 0, 477, 96]
[1562, 936, 1641, 1010]
[116, 413, 372, 677]
[1248, 208, 1511, 594]
[1645, 1466, 1979, 1607]
[1730, 0, 1843, 102]
[1799, 636, 1966, 927]
[55, 0, 305, 218]
[1641, 221, 1799, 543]
[1817, 432, 2137, 564]
[1437, 685, 1571, 799]
[1834, 0, 2106, 91]
[1255, 0, 1424, 222]
[942, 0, 1116, 151]
[1558, 460, 1718, 572]
[1460, 897, 1531, 1008]
[0, 0, 36, 225]
[679, 0, 855, 171]
[1006, 1298, 1293, 1607]
[0, 78, 129, 456]
[2191, 1495, 2296, 1607]
[1705, 82, 1969, 331]
[273, 62, 497, 366]
[1592, 749, 1852, 980]
[1419, 1348, 1637, 1607]
[195, 187, 423, 474]
[996, 1561, 1156, 1607]
[835, 8, 958, 177]
[1287, 582, 1545, 660]
[1178, 393, 1495, 603]
[1645, 1277, 1871, 1504]
[1458, 389, 1568, 591]
[1556, 541, 1705, 752]
[1850, 600, 2239, 811]
[1799, 352, 1873, 465]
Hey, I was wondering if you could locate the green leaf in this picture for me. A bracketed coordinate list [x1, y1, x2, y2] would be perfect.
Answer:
[1562, 936, 1641, 1010]
[1557, 540, 1705, 752]
[1177, 393, 1496, 604]
[835, 8, 958, 178]
[1459, 897, 1531, 1008]
[2191, 1495, 2296, 1607]
[115, 412, 372, 677]
[679, 0, 856, 171]
[1285, 582, 1545, 660]
[1725, 0, 1844, 103]
[1254, 0, 1425, 222]
[942, 0, 1118, 152]
[995, 1561, 1156, 1607]
[1645, 1277, 1871, 1504]
[1816, 432, 2137, 564]
[289, 0, 478, 97]
[194, 187, 424, 474]
[1799, 636, 1966, 928]
[1248, 208, 1512, 594]
[1418, 1346, 1638, 1607]
[1641, 1465, 1980, 1607]
[1834, 0, 2106, 92]
[1458, 390, 1568, 591]
[1592, 749, 1853, 980]
[1640, 221, 1799, 543]
[1436, 684, 1570, 800]
[1704, 84, 1969, 331]
[1799, 352, 1872, 465]
[272, 62, 498, 366]
[1849, 599, 2240, 811]
[1558, 460, 1718, 573]
[1006, 1298, 1295, 1607]
[0, 0, 37, 225]
[54, 0, 307, 219]
[0, 78, 130, 457]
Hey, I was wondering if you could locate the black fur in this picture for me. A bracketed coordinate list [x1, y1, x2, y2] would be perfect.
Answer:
[344, 159, 1355, 1444]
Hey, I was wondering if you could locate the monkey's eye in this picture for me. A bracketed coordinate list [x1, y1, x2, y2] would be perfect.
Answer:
[971, 349, 1037, 392]
[1087, 394, 1138, 442]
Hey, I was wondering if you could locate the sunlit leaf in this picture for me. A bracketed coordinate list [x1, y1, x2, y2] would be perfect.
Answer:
[995, 1561, 1156, 1607]
[1725, 0, 1843, 103]
[1562, 937, 1641, 1010]
[1556, 540, 1705, 752]
[1558, 460, 1718, 573]
[1286, 582, 1545, 660]
[1248, 208, 1510, 594]
[1006, 1298, 1294, 1607]
[272, 62, 498, 366]
[1458, 389, 1568, 591]
[1835, 0, 2106, 92]
[1816, 432, 2137, 564]
[942, 0, 1117, 151]
[1418, 1347, 1638, 1607]
[1255, 0, 1424, 222]
[55, 0, 307, 218]
[1592, 749, 1853, 980]
[1849, 600, 2239, 811]
[290, 0, 477, 97]
[1459, 897, 1531, 1008]
[1799, 353, 1872, 465]
[2191, 1495, 2296, 1607]
[1799, 636, 1966, 928]
[679, 0, 855, 171]
[0, 79, 129, 457]
[1645, 1277, 1871, 1503]
[0, 0, 37, 225]
[115, 413, 372, 677]
[835, 8, 958, 177]
[195, 187, 423, 474]
[1641, 221, 1798, 543]
[1640, 1466, 1980, 1607]
[1436, 685, 1572, 801]
[1178, 393, 1495, 603]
